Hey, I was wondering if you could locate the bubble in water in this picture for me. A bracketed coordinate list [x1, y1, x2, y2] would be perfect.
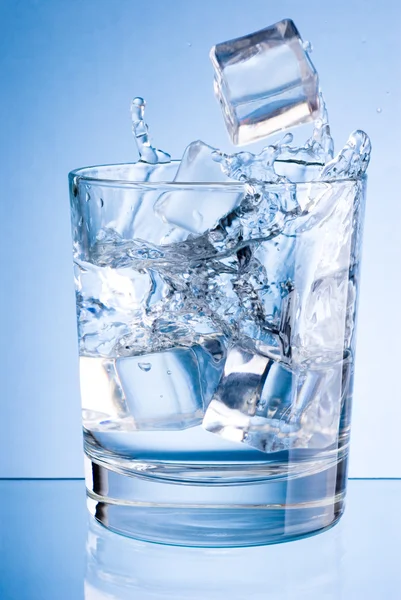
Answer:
[131, 97, 171, 164]
[138, 362, 152, 372]
[376, 107, 382, 113]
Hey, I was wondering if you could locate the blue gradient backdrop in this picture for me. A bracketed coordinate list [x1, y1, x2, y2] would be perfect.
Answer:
[0, 0, 400, 477]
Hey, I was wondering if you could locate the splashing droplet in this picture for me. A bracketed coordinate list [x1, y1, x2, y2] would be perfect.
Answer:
[138, 362, 152, 372]
[302, 40, 313, 53]
[131, 97, 171, 164]
[320, 130, 371, 180]
[280, 132, 294, 145]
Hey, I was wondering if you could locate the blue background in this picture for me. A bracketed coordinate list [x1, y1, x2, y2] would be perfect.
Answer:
[0, 0, 400, 478]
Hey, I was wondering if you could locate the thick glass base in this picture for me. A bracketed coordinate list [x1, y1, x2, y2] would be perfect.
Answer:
[85, 452, 347, 547]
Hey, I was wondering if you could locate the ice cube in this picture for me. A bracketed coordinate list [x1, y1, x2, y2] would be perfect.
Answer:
[283, 180, 358, 365]
[175, 140, 228, 183]
[210, 19, 320, 145]
[115, 346, 223, 430]
[193, 336, 227, 408]
[154, 141, 243, 235]
[202, 345, 273, 445]
[80, 357, 131, 426]
[203, 345, 347, 452]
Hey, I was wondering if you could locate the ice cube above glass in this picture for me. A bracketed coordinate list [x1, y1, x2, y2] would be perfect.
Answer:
[210, 18, 320, 145]
[69, 19, 371, 548]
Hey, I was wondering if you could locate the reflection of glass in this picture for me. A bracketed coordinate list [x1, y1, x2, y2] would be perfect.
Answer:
[70, 161, 366, 546]
[85, 518, 344, 600]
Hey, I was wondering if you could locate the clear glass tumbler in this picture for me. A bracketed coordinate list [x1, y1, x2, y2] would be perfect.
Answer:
[69, 160, 366, 547]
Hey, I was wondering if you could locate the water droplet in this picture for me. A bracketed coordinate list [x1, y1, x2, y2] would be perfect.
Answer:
[160, 394, 164, 398]
[167, 370, 172, 375]
[85, 192, 91, 202]
[302, 40, 313, 53]
[376, 107, 382, 113]
[131, 97, 171, 164]
[187, 42, 192, 47]
[362, 38, 367, 44]
[138, 362, 151, 372]
[386, 90, 390, 95]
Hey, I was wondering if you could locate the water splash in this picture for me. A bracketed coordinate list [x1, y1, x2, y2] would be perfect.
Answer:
[210, 92, 370, 184]
[306, 92, 334, 162]
[320, 130, 371, 180]
[302, 40, 313, 53]
[212, 133, 293, 183]
[131, 97, 171, 164]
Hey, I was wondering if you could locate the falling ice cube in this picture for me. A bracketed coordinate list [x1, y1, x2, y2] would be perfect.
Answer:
[210, 19, 320, 145]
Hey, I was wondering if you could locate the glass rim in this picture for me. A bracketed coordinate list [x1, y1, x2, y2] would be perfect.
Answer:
[69, 161, 367, 189]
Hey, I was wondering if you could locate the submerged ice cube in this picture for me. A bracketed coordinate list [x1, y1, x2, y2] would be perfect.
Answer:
[203, 345, 349, 452]
[115, 348, 205, 430]
[154, 140, 243, 235]
[210, 19, 320, 145]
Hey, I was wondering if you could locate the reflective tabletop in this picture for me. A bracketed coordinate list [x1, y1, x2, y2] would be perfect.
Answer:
[0, 479, 400, 600]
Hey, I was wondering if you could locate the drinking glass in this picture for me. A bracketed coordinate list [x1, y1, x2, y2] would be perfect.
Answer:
[69, 160, 366, 547]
